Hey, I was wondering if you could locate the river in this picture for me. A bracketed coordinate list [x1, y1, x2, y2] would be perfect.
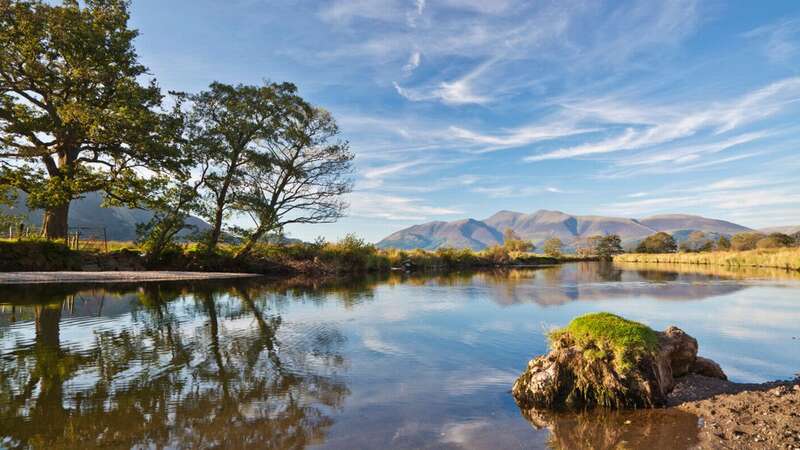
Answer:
[0, 262, 798, 449]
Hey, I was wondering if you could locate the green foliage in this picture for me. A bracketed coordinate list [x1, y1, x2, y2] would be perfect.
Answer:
[549, 312, 659, 373]
[0, 0, 170, 238]
[730, 232, 765, 251]
[716, 235, 731, 251]
[636, 232, 677, 254]
[181, 81, 304, 250]
[594, 235, 623, 259]
[543, 237, 563, 257]
[232, 105, 354, 259]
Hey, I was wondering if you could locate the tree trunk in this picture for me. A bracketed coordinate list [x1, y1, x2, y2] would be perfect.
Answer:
[41, 202, 70, 241]
[233, 227, 267, 260]
[207, 205, 225, 250]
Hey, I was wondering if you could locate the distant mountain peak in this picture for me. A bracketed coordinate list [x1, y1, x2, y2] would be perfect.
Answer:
[377, 210, 753, 250]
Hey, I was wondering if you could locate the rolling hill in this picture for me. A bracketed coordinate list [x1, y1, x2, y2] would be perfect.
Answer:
[377, 210, 753, 251]
[1, 191, 210, 241]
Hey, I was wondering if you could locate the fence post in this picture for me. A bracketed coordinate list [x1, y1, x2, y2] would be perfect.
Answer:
[103, 227, 108, 253]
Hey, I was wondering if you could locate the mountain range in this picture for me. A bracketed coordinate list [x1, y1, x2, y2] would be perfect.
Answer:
[377, 210, 755, 251]
[1, 192, 210, 241]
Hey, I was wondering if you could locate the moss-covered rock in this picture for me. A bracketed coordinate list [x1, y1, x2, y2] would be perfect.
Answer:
[512, 313, 726, 409]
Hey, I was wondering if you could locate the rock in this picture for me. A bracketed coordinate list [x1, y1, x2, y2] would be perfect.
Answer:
[691, 356, 727, 380]
[512, 314, 726, 410]
[659, 326, 698, 378]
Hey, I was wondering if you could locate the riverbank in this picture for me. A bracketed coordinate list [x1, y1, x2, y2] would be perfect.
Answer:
[0, 239, 595, 275]
[0, 271, 260, 284]
[615, 248, 800, 271]
[671, 374, 800, 449]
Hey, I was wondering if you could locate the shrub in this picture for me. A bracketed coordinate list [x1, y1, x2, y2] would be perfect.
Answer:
[543, 238, 563, 257]
[756, 233, 794, 249]
[636, 232, 677, 254]
[730, 232, 765, 251]
[503, 228, 534, 252]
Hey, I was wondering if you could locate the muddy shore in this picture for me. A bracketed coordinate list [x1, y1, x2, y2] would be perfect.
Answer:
[671, 374, 800, 449]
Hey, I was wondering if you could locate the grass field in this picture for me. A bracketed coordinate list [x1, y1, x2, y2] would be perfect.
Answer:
[614, 248, 800, 271]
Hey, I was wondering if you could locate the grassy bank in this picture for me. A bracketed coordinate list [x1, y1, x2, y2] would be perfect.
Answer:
[0, 238, 593, 274]
[614, 248, 800, 271]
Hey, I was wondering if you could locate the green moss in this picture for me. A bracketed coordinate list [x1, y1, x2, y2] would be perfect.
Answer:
[549, 312, 659, 373]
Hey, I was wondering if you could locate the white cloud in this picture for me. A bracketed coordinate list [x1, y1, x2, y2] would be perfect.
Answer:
[599, 176, 800, 222]
[450, 122, 597, 152]
[525, 77, 800, 162]
[744, 18, 800, 63]
[402, 51, 421, 74]
[319, 0, 403, 25]
[347, 192, 462, 221]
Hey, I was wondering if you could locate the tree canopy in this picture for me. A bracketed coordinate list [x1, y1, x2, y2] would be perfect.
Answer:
[0, 0, 171, 239]
[636, 232, 678, 254]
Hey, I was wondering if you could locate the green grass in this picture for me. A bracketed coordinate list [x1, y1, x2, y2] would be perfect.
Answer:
[549, 312, 659, 373]
[0, 238, 588, 273]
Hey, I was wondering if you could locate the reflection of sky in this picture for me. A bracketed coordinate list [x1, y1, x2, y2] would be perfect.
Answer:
[1, 264, 799, 449]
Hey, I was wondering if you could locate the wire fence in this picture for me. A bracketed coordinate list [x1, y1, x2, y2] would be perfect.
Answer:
[4, 224, 108, 252]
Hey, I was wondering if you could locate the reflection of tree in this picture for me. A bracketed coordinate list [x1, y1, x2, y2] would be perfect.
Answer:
[0, 281, 350, 449]
[518, 407, 700, 450]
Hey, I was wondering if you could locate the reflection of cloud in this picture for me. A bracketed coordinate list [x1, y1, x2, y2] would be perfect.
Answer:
[445, 368, 518, 396]
[440, 420, 492, 446]
[361, 328, 404, 355]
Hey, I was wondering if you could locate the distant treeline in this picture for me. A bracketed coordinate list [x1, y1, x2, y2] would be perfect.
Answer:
[633, 231, 800, 254]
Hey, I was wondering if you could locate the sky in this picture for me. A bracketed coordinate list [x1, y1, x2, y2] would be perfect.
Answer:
[128, 0, 800, 242]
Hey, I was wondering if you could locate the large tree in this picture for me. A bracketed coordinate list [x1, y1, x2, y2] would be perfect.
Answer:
[0, 0, 166, 239]
[233, 103, 354, 259]
[183, 81, 301, 251]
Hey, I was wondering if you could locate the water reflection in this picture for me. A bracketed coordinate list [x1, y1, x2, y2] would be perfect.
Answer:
[519, 407, 701, 450]
[0, 263, 798, 449]
[470, 262, 755, 306]
[0, 280, 349, 449]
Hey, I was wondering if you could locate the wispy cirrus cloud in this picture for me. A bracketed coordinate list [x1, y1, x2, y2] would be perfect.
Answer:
[744, 17, 800, 63]
[598, 174, 800, 226]
[525, 77, 800, 162]
[347, 192, 462, 221]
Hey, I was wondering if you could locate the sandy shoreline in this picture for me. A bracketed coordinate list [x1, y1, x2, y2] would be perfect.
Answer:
[0, 271, 261, 284]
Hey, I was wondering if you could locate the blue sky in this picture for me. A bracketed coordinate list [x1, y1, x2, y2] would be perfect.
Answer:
[129, 0, 800, 242]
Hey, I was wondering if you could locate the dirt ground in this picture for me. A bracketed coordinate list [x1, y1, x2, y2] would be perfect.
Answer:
[670, 374, 800, 449]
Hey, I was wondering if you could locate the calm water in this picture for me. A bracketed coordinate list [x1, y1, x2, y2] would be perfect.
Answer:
[0, 262, 798, 449]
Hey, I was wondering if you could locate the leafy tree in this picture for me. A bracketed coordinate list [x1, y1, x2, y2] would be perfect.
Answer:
[0, 0, 168, 239]
[716, 235, 731, 251]
[792, 231, 800, 247]
[636, 232, 677, 254]
[543, 237, 563, 257]
[503, 228, 533, 252]
[232, 104, 353, 259]
[595, 234, 623, 260]
[182, 82, 302, 251]
[730, 232, 764, 251]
